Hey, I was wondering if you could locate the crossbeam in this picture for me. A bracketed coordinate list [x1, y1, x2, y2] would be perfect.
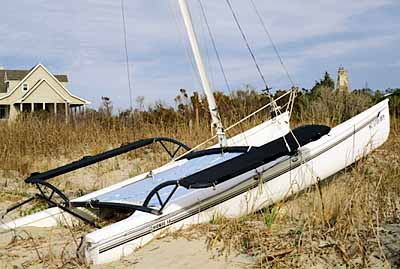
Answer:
[26, 137, 191, 183]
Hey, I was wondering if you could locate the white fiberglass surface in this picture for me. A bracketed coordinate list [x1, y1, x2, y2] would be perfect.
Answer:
[95, 152, 242, 206]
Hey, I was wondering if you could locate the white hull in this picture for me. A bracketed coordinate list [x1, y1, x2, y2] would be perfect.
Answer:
[78, 100, 390, 264]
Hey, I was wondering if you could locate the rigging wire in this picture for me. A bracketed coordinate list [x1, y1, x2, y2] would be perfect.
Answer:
[167, 0, 202, 93]
[248, 0, 298, 120]
[225, 0, 279, 117]
[120, 0, 133, 110]
[197, 3, 215, 91]
[197, 0, 232, 93]
[248, 0, 296, 87]
[225, 0, 270, 92]
[198, 0, 249, 146]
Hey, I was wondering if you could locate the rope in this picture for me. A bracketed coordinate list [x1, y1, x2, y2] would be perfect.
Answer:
[120, 0, 133, 110]
[287, 87, 297, 115]
[249, 0, 296, 88]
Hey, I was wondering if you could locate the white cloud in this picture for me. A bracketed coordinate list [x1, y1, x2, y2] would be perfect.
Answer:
[389, 61, 400, 68]
[300, 34, 398, 59]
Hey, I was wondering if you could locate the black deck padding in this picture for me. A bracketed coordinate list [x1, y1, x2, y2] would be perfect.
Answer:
[179, 125, 330, 189]
[180, 146, 250, 160]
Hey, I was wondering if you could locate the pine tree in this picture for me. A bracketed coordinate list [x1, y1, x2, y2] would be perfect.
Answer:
[311, 71, 335, 96]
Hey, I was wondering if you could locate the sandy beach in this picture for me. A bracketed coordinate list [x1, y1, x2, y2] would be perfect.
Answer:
[0, 225, 254, 269]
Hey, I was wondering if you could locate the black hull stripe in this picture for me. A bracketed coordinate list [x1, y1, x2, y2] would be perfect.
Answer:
[98, 108, 385, 254]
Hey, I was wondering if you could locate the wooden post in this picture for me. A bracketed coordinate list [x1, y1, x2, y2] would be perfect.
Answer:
[65, 103, 68, 117]
[31, 103, 34, 113]
[20, 103, 22, 112]
[65, 103, 69, 122]
[54, 103, 57, 115]
[42, 103, 45, 111]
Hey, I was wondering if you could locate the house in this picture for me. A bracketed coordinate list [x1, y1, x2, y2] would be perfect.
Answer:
[0, 64, 89, 121]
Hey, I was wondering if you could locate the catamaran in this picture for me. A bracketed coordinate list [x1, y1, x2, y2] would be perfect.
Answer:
[1, 0, 390, 265]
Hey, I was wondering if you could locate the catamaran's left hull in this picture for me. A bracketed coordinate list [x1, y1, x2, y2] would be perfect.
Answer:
[79, 99, 390, 265]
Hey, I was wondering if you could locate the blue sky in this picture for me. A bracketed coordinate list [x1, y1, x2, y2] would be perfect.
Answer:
[1, 0, 399, 109]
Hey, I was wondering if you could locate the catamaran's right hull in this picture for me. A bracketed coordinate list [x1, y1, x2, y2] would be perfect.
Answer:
[79, 99, 390, 265]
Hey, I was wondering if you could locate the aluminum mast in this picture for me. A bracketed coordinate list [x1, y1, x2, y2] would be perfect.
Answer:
[178, 0, 227, 147]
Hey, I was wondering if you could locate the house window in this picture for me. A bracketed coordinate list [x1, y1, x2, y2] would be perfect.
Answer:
[22, 83, 29, 91]
[0, 105, 10, 119]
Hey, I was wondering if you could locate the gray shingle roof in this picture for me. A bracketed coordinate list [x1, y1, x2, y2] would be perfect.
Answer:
[0, 69, 68, 93]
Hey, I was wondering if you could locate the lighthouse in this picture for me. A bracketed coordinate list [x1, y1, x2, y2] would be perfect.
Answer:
[336, 66, 350, 93]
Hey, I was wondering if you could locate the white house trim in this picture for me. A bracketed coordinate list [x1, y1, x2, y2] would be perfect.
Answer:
[0, 64, 90, 104]
[0, 65, 41, 100]
[39, 64, 90, 104]
[16, 79, 71, 103]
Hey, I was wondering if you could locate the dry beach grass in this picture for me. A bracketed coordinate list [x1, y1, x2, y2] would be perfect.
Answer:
[0, 88, 399, 268]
